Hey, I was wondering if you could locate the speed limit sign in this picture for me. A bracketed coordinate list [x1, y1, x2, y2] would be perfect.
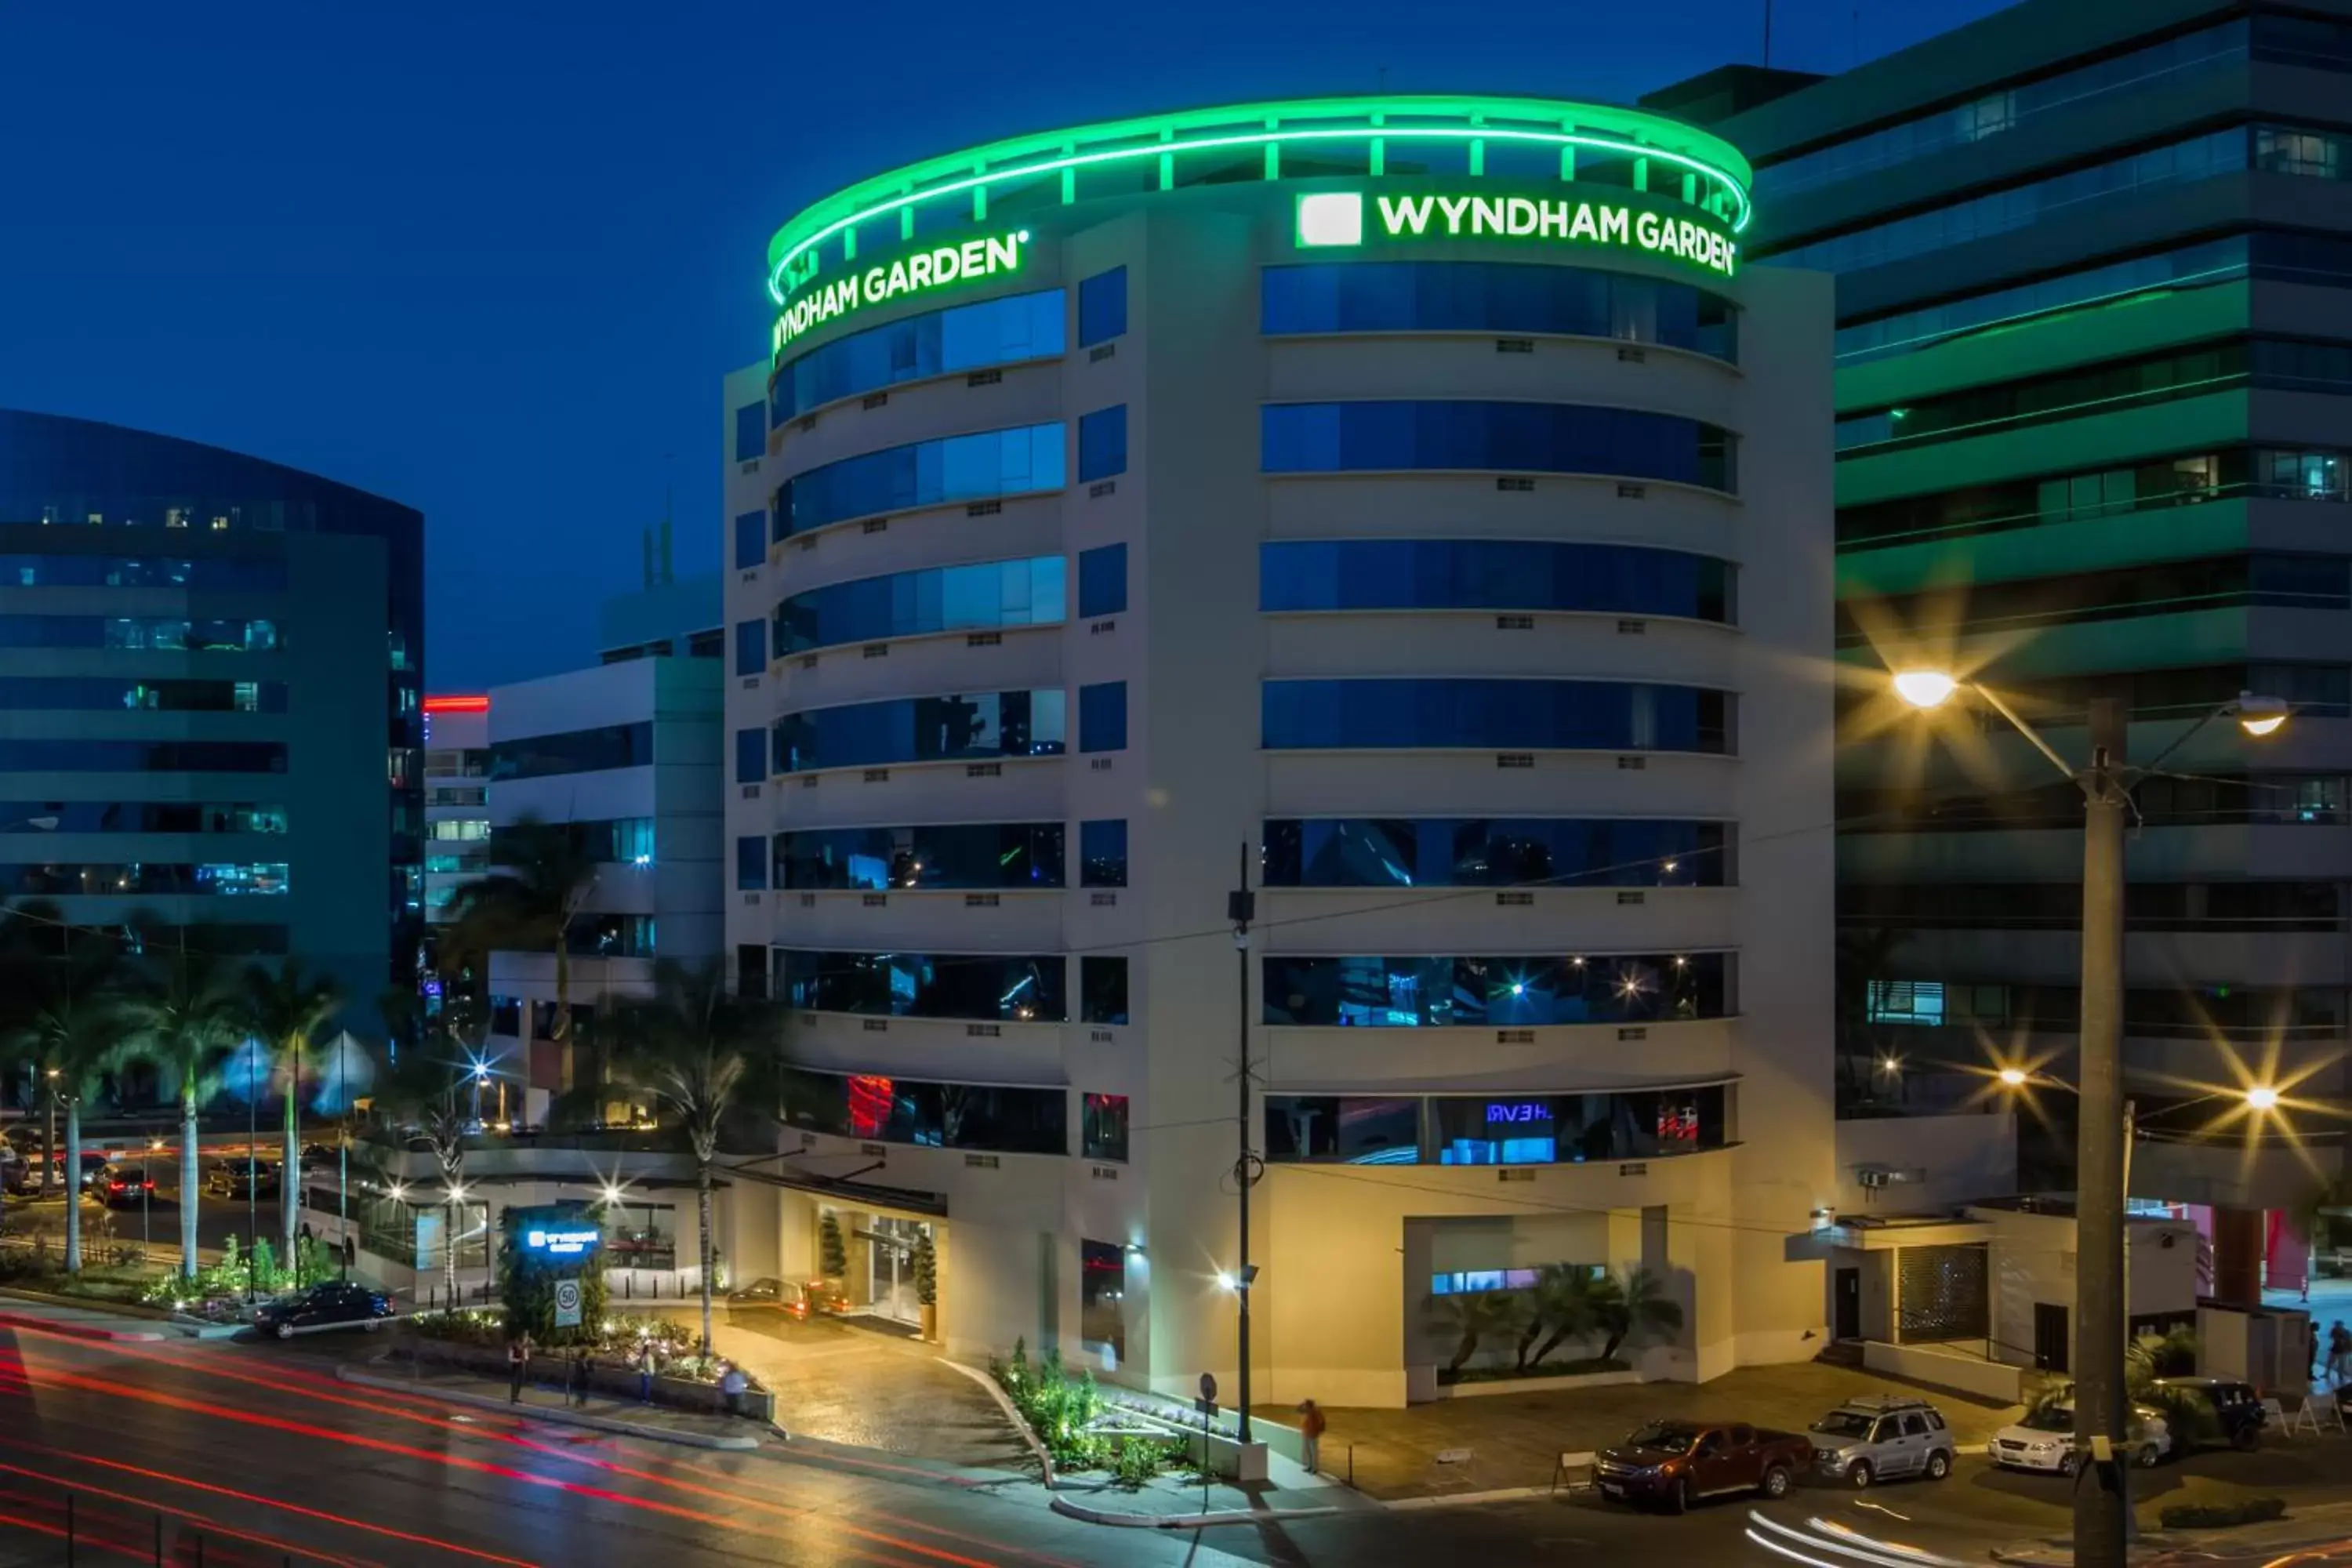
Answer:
[554, 1278, 583, 1329]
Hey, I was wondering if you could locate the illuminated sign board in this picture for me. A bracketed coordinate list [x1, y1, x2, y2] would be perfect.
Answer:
[1296, 190, 1737, 279]
[774, 229, 1032, 354]
[524, 1226, 602, 1257]
[1484, 1102, 1554, 1125]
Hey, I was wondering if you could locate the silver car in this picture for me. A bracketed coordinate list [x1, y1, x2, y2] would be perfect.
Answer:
[1809, 1395, 1956, 1488]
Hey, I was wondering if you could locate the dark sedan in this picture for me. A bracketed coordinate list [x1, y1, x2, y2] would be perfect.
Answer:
[92, 1163, 155, 1209]
[253, 1281, 394, 1340]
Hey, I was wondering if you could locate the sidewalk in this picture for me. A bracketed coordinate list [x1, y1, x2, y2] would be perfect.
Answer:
[1049, 1468, 1361, 1529]
[339, 1358, 766, 1450]
[0, 1290, 172, 1343]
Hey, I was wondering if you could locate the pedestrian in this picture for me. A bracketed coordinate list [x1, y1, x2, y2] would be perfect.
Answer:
[2330, 1322, 2351, 1388]
[569, 1342, 593, 1407]
[632, 1338, 658, 1404]
[507, 1331, 532, 1405]
[1295, 1398, 1327, 1476]
[720, 1361, 749, 1418]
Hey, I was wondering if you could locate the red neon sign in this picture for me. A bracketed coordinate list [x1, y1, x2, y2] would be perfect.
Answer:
[423, 695, 491, 714]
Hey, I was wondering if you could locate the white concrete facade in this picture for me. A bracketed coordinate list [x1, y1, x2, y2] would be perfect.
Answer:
[727, 100, 1838, 1404]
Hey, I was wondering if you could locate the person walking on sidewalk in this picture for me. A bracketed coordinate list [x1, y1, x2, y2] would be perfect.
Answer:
[2330, 1321, 2352, 1388]
[720, 1361, 749, 1417]
[632, 1338, 658, 1403]
[507, 1331, 533, 1404]
[1295, 1398, 1327, 1475]
[568, 1342, 593, 1407]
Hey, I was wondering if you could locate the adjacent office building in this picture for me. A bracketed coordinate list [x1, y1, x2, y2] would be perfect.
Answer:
[726, 96, 1837, 1399]
[0, 409, 423, 1009]
[1666, 0, 2352, 1316]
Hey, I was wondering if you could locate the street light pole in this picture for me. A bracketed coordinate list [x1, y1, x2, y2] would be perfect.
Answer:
[2074, 695, 2132, 1566]
[1228, 841, 1258, 1445]
[246, 1047, 258, 1302]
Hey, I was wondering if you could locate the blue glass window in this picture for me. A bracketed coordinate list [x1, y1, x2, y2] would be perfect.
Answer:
[1082, 956, 1128, 1025]
[1263, 263, 1736, 362]
[0, 740, 285, 773]
[735, 836, 767, 891]
[488, 722, 653, 780]
[734, 618, 766, 677]
[0, 554, 288, 590]
[1078, 544, 1127, 619]
[1080, 681, 1127, 753]
[776, 822, 1065, 890]
[1262, 1097, 1423, 1164]
[1263, 952, 1731, 1027]
[1079, 267, 1128, 347]
[0, 617, 282, 652]
[1428, 1089, 1726, 1165]
[770, 289, 1066, 422]
[0, 862, 289, 897]
[736, 727, 767, 785]
[1263, 679, 1732, 754]
[735, 510, 767, 569]
[1080, 819, 1127, 887]
[782, 949, 1067, 1022]
[1078, 406, 1127, 483]
[775, 688, 1066, 773]
[775, 423, 1065, 538]
[1263, 402, 1733, 492]
[1263, 818, 1731, 888]
[779, 1067, 1067, 1154]
[773, 556, 1065, 655]
[0, 677, 285, 713]
[1261, 540, 1733, 622]
[0, 801, 284, 833]
[735, 402, 766, 463]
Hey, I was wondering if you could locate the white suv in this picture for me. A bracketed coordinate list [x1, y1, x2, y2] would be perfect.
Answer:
[1991, 1404, 2170, 1475]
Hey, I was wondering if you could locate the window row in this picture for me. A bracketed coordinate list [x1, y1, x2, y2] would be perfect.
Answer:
[1837, 446, 2349, 549]
[772, 423, 1064, 539]
[0, 616, 282, 652]
[1261, 261, 1737, 361]
[1263, 818, 1731, 889]
[561, 913, 657, 957]
[779, 949, 1129, 1024]
[1266, 1087, 1728, 1165]
[0, 741, 286, 775]
[1265, 401, 1735, 492]
[1842, 772, 2352, 833]
[1837, 553, 2352, 645]
[1861, 978, 2350, 1040]
[0, 861, 289, 897]
[0, 800, 285, 835]
[0, 554, 287, 591]
[1263, 951, 1731, 1027]
[1993, 662, 2352, 723]
[774, 555, 1065, 655]
[0, 677, 284, 714]
[486, 721, 654, 781]
[768, 819, 1129, 891]
[769, 289, 1066, 423]
[1842, 881, 2349, 931]
[1836, 339, 2352, 452]
[779, 1068, 1071, 1157]
[1261, 539, 1735, 622]
[1262, 679, 1733, 754]
[771, 683, 1127, 772]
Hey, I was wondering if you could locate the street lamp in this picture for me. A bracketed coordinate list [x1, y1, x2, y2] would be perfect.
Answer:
[143, 1137, 163, 1257]
[1897, 672, 2288, 1568]
[41, 1068, 58, 1200]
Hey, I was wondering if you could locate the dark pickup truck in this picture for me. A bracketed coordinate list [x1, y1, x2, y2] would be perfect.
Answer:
[1595, 1419, 1815, 1512]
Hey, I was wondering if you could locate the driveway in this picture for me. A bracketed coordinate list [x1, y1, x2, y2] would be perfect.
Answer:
[1254, 1357, 2021, 1499]
[685, 1307, 1030, 1472]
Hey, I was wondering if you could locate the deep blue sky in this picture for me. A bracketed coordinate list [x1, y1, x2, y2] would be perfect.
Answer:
[0, 0, 2005, 690]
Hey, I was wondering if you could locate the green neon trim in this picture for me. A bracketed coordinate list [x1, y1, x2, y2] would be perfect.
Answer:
[764, 96, 1751, 305]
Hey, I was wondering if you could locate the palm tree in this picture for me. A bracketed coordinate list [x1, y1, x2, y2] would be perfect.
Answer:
[245, 957, 343, 1265]
[1424, 1290, 1530, 1376]
[607, 959, 776, 1357]
[0, 924, 130, 1273]
[378, 1040, 474, 1308]
[445, 814, 598, 1044]
[114, 939, 243, 1278]
[1521, 1264, 1613, 1370]
[1595, 1265, 1686, 1363]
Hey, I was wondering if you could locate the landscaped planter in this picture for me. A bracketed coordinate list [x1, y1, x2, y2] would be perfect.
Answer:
[390, 1337, 775, 1423]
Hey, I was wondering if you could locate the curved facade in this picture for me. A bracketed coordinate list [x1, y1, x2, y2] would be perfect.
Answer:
[0, 410, 423, 1008]
[724, 96, 1834, 1404]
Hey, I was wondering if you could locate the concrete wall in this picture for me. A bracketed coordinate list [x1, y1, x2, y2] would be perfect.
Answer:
[1863, 1339, 2024, 1404]
[1835, 1112, 2019, 1213]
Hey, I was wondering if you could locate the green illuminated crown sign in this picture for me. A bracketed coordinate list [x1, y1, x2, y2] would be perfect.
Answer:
[1296, 190, 1737, 279]
[774, 230, 1031, 354]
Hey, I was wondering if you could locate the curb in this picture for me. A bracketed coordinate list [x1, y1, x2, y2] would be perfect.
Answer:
[0, 1284, 182, 1323]
[336, 1364, 763, 1450]
[0, 1308, 166, 1344]
[1048, 1494, 1341, 1530]
[1381, 1486, 1553, 1511]
[942, 1359, 1058, 1486]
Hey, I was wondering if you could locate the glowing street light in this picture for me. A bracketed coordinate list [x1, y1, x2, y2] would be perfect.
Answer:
[2245, 1084, 2281, 1113]
[1891, 670, 1958, 710]
[1998, 1067, 2030, 1088]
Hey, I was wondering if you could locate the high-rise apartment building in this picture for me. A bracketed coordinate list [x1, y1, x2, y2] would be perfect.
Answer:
[0, 410, 423, 1011]
[725, 96, 1836, 1400]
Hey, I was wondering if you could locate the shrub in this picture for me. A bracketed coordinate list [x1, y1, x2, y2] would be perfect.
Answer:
[818, 1212, 848, 1279]
[2160, 1497, 2286, 1530]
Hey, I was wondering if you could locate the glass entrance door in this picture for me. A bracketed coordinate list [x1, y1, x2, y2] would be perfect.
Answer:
[864, 1218, 926, 1323]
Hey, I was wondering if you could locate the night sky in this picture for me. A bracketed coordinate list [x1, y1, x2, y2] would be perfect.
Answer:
[0, 0, 2007, 690]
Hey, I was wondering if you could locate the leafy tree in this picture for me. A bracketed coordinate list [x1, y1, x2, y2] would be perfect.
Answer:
[245, 957, 343, 1265]
[1595, 1266, 1686, 1363]
[605, 959, 778, 1356]
[114, 939, 244, 1277]
[377, 1039, 473, 1306]
[1519, 1263, 1613, 1370]
[1424, 1290, 1530, 1375]
[0, 914, 130, 1272]
[444, 814, 599, 1044]
[819, 1211, 848, 1278]
[913, 1231, 937, 1308]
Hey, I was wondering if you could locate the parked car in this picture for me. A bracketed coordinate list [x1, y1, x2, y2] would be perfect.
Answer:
[2151, 1377, 2265, 1451]
[204, 1159, 281, 1200]
[92, 1163, 155, 1209]
[1595, 1420, 1814, 1512]
[1991, 1403, 2170, 1475]
[1809, 1395, 1957, 1488]
[727, 1278, 816, 1319]
[253, 1281, 394, 1340]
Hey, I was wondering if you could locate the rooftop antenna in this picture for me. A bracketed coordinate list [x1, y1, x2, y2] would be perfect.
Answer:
[640, 527, 654, 589]
[1763, 0, 1773, 67]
